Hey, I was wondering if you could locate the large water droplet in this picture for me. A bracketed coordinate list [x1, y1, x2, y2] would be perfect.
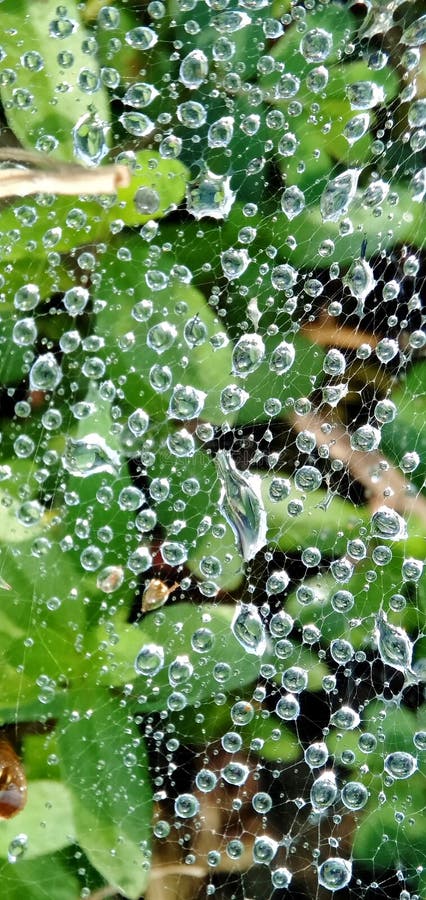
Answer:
[402, 14, 426, 47]
[384, 752, 417, 780]
[281, 185, 305, 220]
[168, 384, 206, 420]
[179, 49, 208, 88]
[62, 435, 120, 477]
[346, 81, 385, 110]
[310, 771, 338, 812]
[187, 171, 235, 220]
[371, 507, 407, 541]
[320, 169, 359, 222]
[231, 603, 266, 656]
[318, 858, 352, 891]
[72, 112, 109, 166]
[29, 353, 62, 391]
[300, 28, 332, 63]
[375, 610, 413, 675]
[135, 643, 165, 676]
[216, 450, 267, 561]
[232, 333, 265, 376]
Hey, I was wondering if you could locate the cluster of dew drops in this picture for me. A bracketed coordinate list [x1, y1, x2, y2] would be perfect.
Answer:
[6, 0, 426, 897]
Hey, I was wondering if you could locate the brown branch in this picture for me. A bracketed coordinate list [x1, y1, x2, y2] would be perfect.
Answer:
[290, 411, 426, 524]
[0, 151, 130, 198]
[301, 315, 378, 350]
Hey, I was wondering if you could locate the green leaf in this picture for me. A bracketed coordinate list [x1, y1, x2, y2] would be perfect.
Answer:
[94, 235, 235, 424]
[97, 603, 263, 708]
[271, 185, 424, 268]
[381, 361, 426, 493]
[0, 0, 110, 162]
[0, 853, 80, 900]
[0, 781, 74, 859]
[57, 690, 152, 900]
[261, 475, 368, 556]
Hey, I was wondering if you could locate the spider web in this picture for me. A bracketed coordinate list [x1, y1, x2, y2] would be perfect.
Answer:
[0, 1, 424, 899]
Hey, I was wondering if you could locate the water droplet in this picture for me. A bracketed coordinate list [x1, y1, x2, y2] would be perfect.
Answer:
[318, 858, 352, 891]
[179, 49, 208, 88]
[375, 611, 413, 675]
[266, 570, 289, 596]
[320, 169, 359, 222]
[135, 643, 165, 676]
[125, 26, 158, 49]
[310, 771, 338, 812]
[343, 113, 370, 145]
[177, 101, 207, 129]
[175, 793, 200, 818]
[7, 834, 28, 864]
[294, 465, 322, 492]
[330, 706, 360, 730]
[300, 28, 332, 63]
[402, 14, 426, 47]
[222, 762, 249, 788]
[231, 603, 266, 656]
[123, 82, 159, 108]
[221, 248, 250, 280]
[341, 781, 368, 811]
[168, 384, 206, 420]
[208, 116, 234, 147]
[304, 742, 329, 768]
[272, 868, 292, 889]
[232, 333, 265, 377]
[72, 112, 109, 166]
[196, 769, 217, 793]
[281, 185, 305, 220]
[29, 353, 62, 391]
[270, 340, 295, 375]
[276, 693, 300, 721]
[253, 836, 278, 865]
[384, 752, 417, 780]
[119, 112, 154, 137]
[371, 508, 407, 541]
[346, 81, 385, 110]
[187, 171, 235, 220]
[216, 450, 267, 561]
[62, 435, 120, 477]
[350, 425, 381, 452]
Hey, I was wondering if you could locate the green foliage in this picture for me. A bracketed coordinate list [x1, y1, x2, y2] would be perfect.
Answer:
[0, 0, 424, 897]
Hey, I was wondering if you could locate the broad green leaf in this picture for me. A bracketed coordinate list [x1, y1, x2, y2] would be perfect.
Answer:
[0, 853, 80, 900]
[0, 0, 110, 162]
[0, 151, 188, 265]
[97, 603, 263, 708]
[57, 691, 152, 900]
[270, 185, 424, 268]
[94, 235, 235, 424]
[0, 781, 75, 859]
[261, 475, 368, 556]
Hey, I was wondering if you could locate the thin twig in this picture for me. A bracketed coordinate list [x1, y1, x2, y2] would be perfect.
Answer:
[0, 149, 130, 197]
